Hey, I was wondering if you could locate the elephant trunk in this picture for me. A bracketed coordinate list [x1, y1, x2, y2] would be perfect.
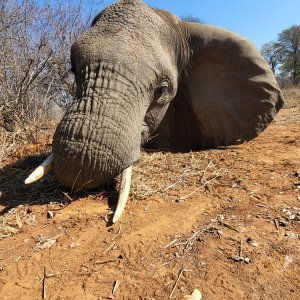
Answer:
[52, 62, 145, 189]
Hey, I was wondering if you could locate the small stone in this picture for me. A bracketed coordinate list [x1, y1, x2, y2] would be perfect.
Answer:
[231, 255, 244, 262]
[284, 232, 296, 239]
[14, 256, 22, 262]
[69, 242, 79, 248]
[244, 257, 251, 264]
[278, 220, 289, 227]
[47, 211, 55, 219]
[285, 255, 293, 268]
[184, 289, 202, 300]
[246, 238, 258, 247]
[293, 171, 300, 178]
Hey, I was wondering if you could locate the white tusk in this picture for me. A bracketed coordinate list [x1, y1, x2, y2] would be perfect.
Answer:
[112, 166, 133, 223]
[25, 154, 54, 184]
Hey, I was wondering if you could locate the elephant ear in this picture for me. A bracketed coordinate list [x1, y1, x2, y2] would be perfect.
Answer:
[150, 23, 284, 150]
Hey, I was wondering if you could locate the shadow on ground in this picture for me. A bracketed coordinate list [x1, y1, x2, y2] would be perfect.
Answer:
[0, 154, 118, 216]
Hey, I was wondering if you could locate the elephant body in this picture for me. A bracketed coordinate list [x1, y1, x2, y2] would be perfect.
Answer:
[51, 0, 283, 189]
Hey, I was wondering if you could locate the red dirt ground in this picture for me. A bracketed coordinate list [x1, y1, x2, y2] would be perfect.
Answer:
[0, 107, 299, 299]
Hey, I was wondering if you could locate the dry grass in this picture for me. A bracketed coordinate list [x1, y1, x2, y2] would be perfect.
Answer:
[0, 146, 222, 240]
[0, 206, 35, 239]
[0, 139, 63, 240]
[0, 171, 65, 240]
[282, 86, 300, 108]
[131, 150, 222, 201]
[0, 130, 26, 168]
[0, 140, 68, 240]
[0, 123, 55, 168]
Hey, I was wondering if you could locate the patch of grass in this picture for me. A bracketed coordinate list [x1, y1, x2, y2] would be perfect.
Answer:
[0, 130, 26, 168]
[131, 150, 222, 201]
[0, 125, 55, 168]
[282, 86, 300, 108]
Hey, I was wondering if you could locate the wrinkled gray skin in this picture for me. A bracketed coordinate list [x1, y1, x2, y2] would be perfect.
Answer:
[53, 0, 283, 189]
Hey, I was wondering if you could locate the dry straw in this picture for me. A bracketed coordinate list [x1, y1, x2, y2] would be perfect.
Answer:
[131, 150, 221, 200]
[0, 146, 221, 239]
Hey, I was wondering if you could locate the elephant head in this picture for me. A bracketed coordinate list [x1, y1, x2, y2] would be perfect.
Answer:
[26, 0, 283, 221]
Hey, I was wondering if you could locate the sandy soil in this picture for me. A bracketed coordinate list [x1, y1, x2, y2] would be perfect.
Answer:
[0, 107, 299, 300]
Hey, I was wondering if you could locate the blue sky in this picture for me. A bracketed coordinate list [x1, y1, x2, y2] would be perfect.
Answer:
[98, 0, 300, 49]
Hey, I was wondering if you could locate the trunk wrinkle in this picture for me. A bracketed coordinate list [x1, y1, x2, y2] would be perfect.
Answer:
[53, 61, 147, 189]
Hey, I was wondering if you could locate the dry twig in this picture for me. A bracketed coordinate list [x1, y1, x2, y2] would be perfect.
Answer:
[103, 242, 116, 255]
[219, 222, 240, 233]
[239, 239, 243, 257]
[42, 267, 47, 300]
[112, 225, 122, 241]
[169, 268, 185, 299]
[169, 269, 192, 299]
[112, 280, 120, 296]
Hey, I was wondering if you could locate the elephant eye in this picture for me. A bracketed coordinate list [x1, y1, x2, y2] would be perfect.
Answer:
[158, 82, 169, 93]
[155, 81, 171, 104]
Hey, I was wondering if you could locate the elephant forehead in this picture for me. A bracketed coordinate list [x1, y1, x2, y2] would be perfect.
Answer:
[92, 0, 165, 37]
[71, 2, 173, 71]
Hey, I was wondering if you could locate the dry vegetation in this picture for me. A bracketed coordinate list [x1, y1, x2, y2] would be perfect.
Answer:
[0, 101, 299, 299]
[282, 85, 300, 108]
[0, 0, 100, 167]
[131, 151, 221, 200]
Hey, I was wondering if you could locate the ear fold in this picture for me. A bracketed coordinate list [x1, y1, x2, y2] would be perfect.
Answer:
[149, 23, 284, 150]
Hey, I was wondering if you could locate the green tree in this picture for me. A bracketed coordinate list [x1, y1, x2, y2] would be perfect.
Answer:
[261, 25, 300, 84]
[261, 41, 283, 75]
[277, 25, 300, 84]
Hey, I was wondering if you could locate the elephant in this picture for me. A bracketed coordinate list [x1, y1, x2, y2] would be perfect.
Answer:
[25, 0, 284, 222]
